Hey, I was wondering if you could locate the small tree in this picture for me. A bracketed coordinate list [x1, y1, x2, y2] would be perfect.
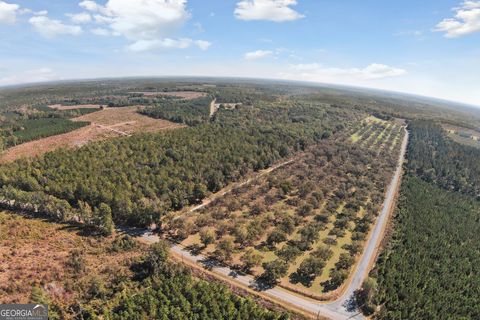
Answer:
[66, 249, 86, 274]
[261, 259, 288, 285]
[296, 257, 325, 286]
[335, 253, 355, 270]
[145, 241, 170, 276]
[266, 229, 287, 247]
[94, 203, 114, 236]
[276, 245, 301, 263]
[356, 277, 378, 315]
[215, 237, 235, 263]
[199, 227, 215, 248]
[240, 249, 262, 272]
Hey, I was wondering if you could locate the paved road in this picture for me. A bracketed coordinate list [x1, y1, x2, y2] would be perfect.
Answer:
[135, 128, 409, 320]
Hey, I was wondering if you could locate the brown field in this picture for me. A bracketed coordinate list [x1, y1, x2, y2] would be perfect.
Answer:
[0, 211, 146, 304]
[48, 104, 103, 110]
[0, 107, 184, 163]
[130, 91, 207, 99]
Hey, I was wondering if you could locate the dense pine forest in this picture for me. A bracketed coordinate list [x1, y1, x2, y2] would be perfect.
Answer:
[365, 120, 480, 319]
[140, 96, 212, 125]
[0, 100, 351, 232]
[407, 121, 480, 198]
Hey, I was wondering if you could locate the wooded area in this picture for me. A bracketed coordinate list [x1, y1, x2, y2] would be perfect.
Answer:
[0, 99, 349, 234]
[365, 120, 480, 319]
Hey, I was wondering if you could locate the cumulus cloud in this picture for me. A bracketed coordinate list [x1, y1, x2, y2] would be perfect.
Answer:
[78, 0, 209, 51]
[0, 1, 19, 24]
[244, 50, 273, 60]
[66, 12, 92, 24]
[29, 15, 83, 38]
[235, 0, 304, 22]
[284, 63, 407, 83]
[434, 1, 480, 37]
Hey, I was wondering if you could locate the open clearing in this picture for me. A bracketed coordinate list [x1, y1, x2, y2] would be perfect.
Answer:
[48, 104, 103, 110]
[0, 211, 146, 304]
[130, 91, 207, 100]
[0, 107, 183, 162]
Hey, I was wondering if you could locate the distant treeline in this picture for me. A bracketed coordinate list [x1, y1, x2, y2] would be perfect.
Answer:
[140, 97, 212, 125]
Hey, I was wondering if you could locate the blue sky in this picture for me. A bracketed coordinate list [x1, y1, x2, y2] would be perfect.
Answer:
[0, 0, 479, 106]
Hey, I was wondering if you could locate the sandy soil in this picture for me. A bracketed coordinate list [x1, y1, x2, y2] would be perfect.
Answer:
[0, 107, 184, 163]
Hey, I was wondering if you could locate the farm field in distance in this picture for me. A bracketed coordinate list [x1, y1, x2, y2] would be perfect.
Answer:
[163, 115, 405, 298]
[0, 107, 183, 163]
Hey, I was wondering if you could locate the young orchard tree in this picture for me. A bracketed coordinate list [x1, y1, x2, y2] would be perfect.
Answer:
[199, 227, 216, 248]
[261, 259, 288, 286]
[240, 249, 262, 272]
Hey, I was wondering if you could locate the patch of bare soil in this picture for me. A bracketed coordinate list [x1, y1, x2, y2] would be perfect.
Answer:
[0, 107, 184, 163]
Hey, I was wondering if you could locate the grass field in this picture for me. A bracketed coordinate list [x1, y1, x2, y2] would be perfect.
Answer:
[162, 115, 405, 298]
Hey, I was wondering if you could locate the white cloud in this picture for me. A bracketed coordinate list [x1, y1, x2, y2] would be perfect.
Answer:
[434, 1, 480, 37]
[91, 27, 111, 36]
[80, 0, 189, 39]
[79, 0, 208, 52]
[244, 50, 273, 60]
[195, 40, 211, 50]
[67, 12, 92, 24]
[128, 38, 211, 52]
[284, 63, 407, 83]
[29, 15, 83, 38]
[79, 0, 108, 15]
[0, 1, 19, 24]
[0, 68, 59, 86]
[33, 10, 48, 16]
[235, 0, 304, 22]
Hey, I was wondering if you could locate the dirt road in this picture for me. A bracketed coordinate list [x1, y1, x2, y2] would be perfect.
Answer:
[209, 98, 218, 117]
[187, 159, 295, 213]
[135, 128, 409, 319]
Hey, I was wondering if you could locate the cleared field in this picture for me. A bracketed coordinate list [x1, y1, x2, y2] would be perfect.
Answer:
[442, 124, 480, 149]
[130, 91, 207, 100]
[48, 104, 103, 110]
[0, 107, 183, 162]
[0, 211, 146, 304]
[161, 116, 405, 299]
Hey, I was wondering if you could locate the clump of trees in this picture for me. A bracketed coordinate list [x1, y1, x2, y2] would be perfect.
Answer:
[140, 97, 212, 125]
